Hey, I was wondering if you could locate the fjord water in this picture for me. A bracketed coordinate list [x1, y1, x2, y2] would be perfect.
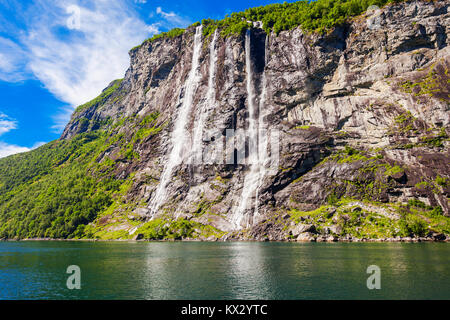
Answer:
[1, 242, 449, 300]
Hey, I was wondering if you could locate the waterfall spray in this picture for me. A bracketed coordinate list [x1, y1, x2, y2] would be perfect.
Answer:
[191, 30, 218, 165]
[254, 35, 270, 222]
[231, 29, 261, 229]
[149, 26, 203, 216]
[231, 31, 270, 229]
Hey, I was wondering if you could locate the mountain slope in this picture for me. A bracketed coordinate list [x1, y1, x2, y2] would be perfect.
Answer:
[0, 0, 449, 241]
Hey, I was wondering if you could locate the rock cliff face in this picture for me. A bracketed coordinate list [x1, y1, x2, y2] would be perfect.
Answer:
[62, 0, 449, 241]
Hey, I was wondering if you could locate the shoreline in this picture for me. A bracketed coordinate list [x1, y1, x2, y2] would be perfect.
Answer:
[2, 237, 449, 243]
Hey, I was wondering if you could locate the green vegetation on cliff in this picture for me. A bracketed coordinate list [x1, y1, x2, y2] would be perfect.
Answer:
[134, 218, 225, 240]
[0, 112, 162, 240]
[288, 198, 450, 239]
[400, 61, 450, 103]
[202, 0, 403, 36]
[0, 0, 447, 241]
[74, 79, 123, 114]
[133, 0, 405, 51]
[131, 28, 186, 51]
[0, 132, 121, 239]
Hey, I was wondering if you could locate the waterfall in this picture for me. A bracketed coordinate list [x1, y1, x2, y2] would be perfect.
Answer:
[231, 29, 263, 229]
[191, 30, 218, 165]
[254, 35, 270, 222]
[149, 26, 203, 215]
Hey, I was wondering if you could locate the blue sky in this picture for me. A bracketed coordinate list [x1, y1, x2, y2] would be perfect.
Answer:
[0, 0, 289, 158]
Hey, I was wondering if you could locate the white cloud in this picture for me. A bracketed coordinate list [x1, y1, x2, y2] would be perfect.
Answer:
[1, 1, 190, 135]
[0, 37, 28, 82]
[22, 0, 156, 108]
[154, 6, 192, 29]
[0, 140, 49, 158]
[0, 112, 18, 136]
[0, 0, 158, 133]
[156, 7, 176, 18]
[0, 0, 168, 155]
[147, 24, 160, 35]
[0, 112, 47, 158]
[32, 141, 47, 149]
[0, 140, 48, 159]
[0, 52, 14, 73]
[0, 142, 30, 158]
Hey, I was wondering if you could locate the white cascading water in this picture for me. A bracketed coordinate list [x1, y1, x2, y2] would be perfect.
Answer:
[253, 35, 270, 222]
[149, 26, 203, 215]
[231, 29, 265, 229]
[191, 30, 218, 165]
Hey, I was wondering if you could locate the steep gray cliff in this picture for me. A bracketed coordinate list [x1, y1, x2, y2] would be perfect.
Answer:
[61, 0, 449, 241]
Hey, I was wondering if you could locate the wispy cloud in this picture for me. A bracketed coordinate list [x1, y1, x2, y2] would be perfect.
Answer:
[0, 112, 17, 136]
[153, 6, 192, 30]
[0, 141, 30, 158]
[0, 0, 169, 157]
[147, 24, 160, 35]
[0, 139, 48, 158]
[22, 0, 155, 108]
[0, 112, 46, 158]
[0, 0, 158, 136]
[156, 7, 177, 19]
[0, 37, 28, 82]
[14, 2, 189, 110]
[31, 141, 47, 149]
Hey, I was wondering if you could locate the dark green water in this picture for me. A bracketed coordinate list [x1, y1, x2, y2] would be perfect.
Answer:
[0, 241, 449, 300]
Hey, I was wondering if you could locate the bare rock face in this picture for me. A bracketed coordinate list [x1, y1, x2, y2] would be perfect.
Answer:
[291, 224, 316, 237]
[61, 0, 450, 238]
[297, 232, 316, 242]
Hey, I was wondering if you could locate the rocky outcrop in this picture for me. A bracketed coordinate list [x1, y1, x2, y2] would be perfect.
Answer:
[61, 0, 450, 240]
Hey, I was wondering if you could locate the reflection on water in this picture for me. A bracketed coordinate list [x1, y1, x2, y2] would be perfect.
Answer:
[0, 242, 449, 300]
[227, 242, 270, 299]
